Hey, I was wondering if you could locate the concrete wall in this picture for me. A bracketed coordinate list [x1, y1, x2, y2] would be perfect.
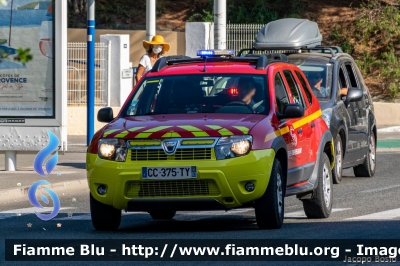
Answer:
[68, 29, 186, 68]
[185, 22, 214, 57]
[374, 103, 400, 127]
[68, 106, 122, 135]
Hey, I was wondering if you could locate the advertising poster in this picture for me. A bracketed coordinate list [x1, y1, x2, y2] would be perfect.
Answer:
[0, 0, 54, 118]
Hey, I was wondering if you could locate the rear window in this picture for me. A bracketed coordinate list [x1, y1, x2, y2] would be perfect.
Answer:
[124, 74, 268, 116]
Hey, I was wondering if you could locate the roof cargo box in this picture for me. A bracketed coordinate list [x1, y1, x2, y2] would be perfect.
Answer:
[254, 18, 322, 49]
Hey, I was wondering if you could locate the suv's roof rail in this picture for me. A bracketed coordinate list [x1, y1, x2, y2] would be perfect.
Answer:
[238, 46, 343, 57]
[151, 54, 288, 72]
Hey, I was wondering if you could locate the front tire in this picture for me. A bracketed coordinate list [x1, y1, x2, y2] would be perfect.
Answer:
[332, 135, 343, 184]
[255, 159, 285, 229]
[149, 210, 176, 220]
[353, 130, 376, 177]
[303, 153, 333, 218]
[90, 193, 121, 230]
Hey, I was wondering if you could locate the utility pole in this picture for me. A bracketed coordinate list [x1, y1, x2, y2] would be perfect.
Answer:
[146, 0, 156, 41]
[87, 0, 95, 145]
[214, 0, 226, 50]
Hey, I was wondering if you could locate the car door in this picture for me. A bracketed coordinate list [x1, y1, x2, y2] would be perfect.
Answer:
[293, 69, 317, 178]
[346, 62, 369, 150]
[274, 70, 310, 186]
[343, 62, 369, 160]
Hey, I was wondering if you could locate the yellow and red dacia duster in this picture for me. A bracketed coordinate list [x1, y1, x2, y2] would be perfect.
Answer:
[87, 52, 334, 230]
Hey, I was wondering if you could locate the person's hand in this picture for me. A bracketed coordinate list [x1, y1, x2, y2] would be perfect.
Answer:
[341, 88, 348, 96]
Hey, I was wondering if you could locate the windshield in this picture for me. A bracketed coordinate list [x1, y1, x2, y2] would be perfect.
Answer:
[124, 74, 268, 116]
[296, 63, 333, 99]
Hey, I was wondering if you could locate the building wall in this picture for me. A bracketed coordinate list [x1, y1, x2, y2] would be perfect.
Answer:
[68, 29, 186, 67]
[67, 106, 122, 135]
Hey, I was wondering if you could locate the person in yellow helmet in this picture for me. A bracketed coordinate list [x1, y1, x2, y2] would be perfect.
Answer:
[135, 35, 170, 83]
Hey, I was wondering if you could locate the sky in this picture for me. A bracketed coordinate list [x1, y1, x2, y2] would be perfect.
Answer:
[0, 0, 41, 10]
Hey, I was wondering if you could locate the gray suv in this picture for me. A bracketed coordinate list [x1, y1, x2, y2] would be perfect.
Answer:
[288, 49, 377, 183]
[239, 18, 377, 183]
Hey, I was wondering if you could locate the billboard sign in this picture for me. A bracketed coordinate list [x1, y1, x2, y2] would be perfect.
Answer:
[0, 0, 67, 153]
[0, 0, 54, 118]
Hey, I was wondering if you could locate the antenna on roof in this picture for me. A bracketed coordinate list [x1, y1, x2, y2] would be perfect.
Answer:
[203, 57, 208, 73]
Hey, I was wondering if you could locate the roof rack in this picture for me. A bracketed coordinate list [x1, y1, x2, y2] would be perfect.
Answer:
[238, 45, 343, 57]
[303, 46, 343, 57]
[151, 53, 288, 72]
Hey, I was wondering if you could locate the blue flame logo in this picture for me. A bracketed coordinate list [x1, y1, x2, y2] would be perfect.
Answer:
[29, 130, 61, 221]
[28, 180, 60, 221]
[33, 130, 59, 176]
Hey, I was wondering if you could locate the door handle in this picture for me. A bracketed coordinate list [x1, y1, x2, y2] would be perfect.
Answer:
[297, 128, 303, 134]
[311, 122, 315, 128]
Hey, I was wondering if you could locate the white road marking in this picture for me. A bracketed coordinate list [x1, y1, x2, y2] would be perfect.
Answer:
[179, 208, 254, 216]
[55, 214, 91, 220]
[359, 184, 400, 193]
[285, 208, 352, 220]
[0, 207, 76, 220]
[0, 207, 75, 214]
[346, 208, 400, 220]
[54, 211, 148, 220]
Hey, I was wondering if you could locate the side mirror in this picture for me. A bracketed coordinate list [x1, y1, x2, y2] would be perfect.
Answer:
[97, 107, 114, 123]
[344, 87, 363, 108]
[278, 104, 304, 119]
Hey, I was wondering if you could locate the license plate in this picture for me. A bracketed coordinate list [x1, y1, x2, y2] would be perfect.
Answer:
[142, 166, 197, 180]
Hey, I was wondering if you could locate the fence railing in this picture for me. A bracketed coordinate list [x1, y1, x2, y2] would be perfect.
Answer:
[67, 42, 109, 106]
[226, 24, 264, 53]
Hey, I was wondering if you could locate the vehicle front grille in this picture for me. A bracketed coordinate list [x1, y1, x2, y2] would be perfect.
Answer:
[125, 179, 220, 197]
[130, 148, 212, 161]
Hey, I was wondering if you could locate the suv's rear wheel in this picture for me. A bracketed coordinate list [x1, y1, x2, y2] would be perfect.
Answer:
[149, 210, 176, 220]
[303, 153, 333, 218]
[90, 193, 121, 230]
[255, 159, 285, 229]
[332, 135, 343, 184]
[354, 130, 376, 177]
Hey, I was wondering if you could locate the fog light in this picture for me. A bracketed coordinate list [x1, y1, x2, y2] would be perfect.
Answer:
[245, 182, 255, 192]
[97, 185, 107, 195]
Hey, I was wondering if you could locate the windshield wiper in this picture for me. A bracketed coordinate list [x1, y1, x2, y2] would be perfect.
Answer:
[144, 112, 160, 115]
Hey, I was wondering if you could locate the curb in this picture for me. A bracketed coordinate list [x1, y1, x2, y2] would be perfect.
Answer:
[378, 126, 400, 133]
[0, 179, 88, 201]
[377, 148, 400, 152]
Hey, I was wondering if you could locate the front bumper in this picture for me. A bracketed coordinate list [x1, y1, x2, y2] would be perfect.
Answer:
[86, 149, 275, 210]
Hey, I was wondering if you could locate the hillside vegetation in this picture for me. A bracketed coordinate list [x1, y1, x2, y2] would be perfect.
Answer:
[68, 0, 400, 101]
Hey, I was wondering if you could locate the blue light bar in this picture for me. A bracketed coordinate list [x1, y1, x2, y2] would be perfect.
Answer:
[197, 49, 235, 57]
[197, 50, 215, 56]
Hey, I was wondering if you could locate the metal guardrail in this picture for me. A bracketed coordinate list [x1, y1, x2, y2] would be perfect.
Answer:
[226, 24, 265, 53]
[67, 42, 109, 106]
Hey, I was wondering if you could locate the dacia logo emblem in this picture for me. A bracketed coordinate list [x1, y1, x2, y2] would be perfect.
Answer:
[161, 140, 178, 155]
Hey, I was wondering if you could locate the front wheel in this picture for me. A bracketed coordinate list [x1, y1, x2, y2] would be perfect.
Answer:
[90, 193, 121, 230]
[353, 131, 376, 177]
[255, 159, 285, 229]
[332, 135, 343, 184]
[303, 153, 333, 218]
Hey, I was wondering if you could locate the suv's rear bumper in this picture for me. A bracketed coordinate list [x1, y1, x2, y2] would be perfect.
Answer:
[86, 149, 275, 210]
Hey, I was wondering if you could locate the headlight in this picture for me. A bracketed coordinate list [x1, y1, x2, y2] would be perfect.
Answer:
[215, 135, 252, 160]
[322, 109, 332, 129]
[98, 139, 127, 162]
